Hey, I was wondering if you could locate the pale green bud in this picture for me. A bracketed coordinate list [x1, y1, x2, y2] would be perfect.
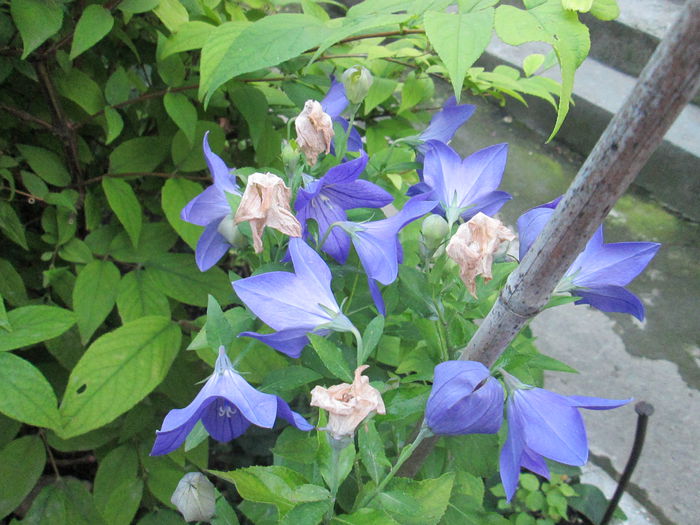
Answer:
[281, 140, 300, 173]
[171, 472, 216, 523]
[421, 214, 449, 249]
[341, 66, 373, 104]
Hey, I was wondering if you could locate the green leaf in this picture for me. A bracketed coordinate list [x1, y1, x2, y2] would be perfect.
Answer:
[109, 137, 169, 174]
[0, 353, 61, 429]
[360, 315, 384, 364]
[199, 21, 250, 101]
[447, 434, 499, 477]
[0, 295, 9, 332]
[0, 435, 46, 519]
[160, 21, 216, 58]
[119, 0, 160, 14]
[523, 53, 545, 76]
[11, 0, 63, 58]
[201, 15, 329, 103]
[590, 0, 619, 20]
[212, 493, 241, 525]
[364, 77, 397, 115]
[424, 9, 495, 99]
[70, 5, 114, 60]
[561, 0, 593, 12]
[332, 509, 400, 524]
[495, 1, 590, 140]
[108, 222, 177, 263]
[0, 258, 28, 306]
[117, 270, 170, 323]
[104, 107, 124, 145]
[164, 92, 197, 146]
[261, 366, 322, 393]
[378, 473, 455, 525]
[22, 477, 105, 525]
[102, 178, 142, 247]
[154, 0, 189, 32]
[145, 253, 232, 307]
[94, 445, 143, 525]
[206, 295, 235, 350]
[161, 178, 204, 250]
[54, 68, 106, 115]
[229, 85, 269, 148]
[0, 201, 28, 250]
[73, 260, 121, 344]
[105, 67, 132, 106]
[0, 305, 76, 352]
[59, 316, 181, 438]
[279, 501, 327, 525]
[17, 144, 71, 187]
[210, 466, 328, 516]
[358, 420, 390, 483]
[398, 75, 434, 114]
[309, 334, 353, 382]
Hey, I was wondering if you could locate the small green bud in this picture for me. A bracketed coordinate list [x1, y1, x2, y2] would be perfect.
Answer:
[281, 140, 300, 173]
[341, 66, 373, 104]
[421, 214, 449, 249]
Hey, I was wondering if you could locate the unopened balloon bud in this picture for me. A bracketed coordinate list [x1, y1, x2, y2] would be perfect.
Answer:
[421, 214, 449, 249]
[341, 66, 373, 104]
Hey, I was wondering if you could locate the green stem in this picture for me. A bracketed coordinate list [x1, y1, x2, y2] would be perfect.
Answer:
[325, 441, 343, 524]
[355, 426, 432, 509]
[351, 325, 365, 368]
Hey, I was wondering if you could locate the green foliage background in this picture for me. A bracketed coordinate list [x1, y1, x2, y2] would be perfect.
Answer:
[0, 0, 618, 522]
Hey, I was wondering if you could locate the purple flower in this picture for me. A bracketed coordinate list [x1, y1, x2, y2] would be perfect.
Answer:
[338, 195, 437, 315]
[417, 97, 476, 152]
[321, 78, 363, 153]
[517, 198, 661, 320]
[181, 132, 241, 271]
[499, 370, 631, 501]
[408, 140, 511, 225]
[425, 361, 504, 435]
[150, 347, 312, 456]
[233, 237, 353, 358]
[295, 153, 393, 263]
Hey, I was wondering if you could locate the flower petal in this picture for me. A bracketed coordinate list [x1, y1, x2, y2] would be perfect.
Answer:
[419, 97, 475, 144]
[573, 285, 646, 320]
[195, 219, 230, 271]
[514, 388, 589, 466]
[203, 132, 238, 194]
[353, 229, 399, 285]
[288, 237, 340, 310]
[423, 140, 460, 204]
[520, 447, 550, 480]
[300, 196, 351, 264]
[151, 397, 214, 456]
[238, 328, 311, 358]
[321, 153, 368, 186]
[566, 395, 632, 410]
[461, 190, 512, 221]
[321, 78, 349, 118]
[455, 143, 508, 207]
[571, 240, 660, 288]
[181, 185, 230, 227]
[275, 397, 314, 431]
[367, 278, 386, 316]
[500, 401, 526, 502]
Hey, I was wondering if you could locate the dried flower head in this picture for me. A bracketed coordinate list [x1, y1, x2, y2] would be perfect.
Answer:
[310, 365, 386, 440]
[446, 212, 515, 297]
[234, 172, 302, 253]
[295, 100, 334, 166]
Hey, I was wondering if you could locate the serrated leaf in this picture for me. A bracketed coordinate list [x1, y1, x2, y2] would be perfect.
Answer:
[359, 315, 384, 365]
[424, 9, 494, 99]
[16, 144, 71, 186]
[73, 260, 121, 344]
[11, 0, 63, 58]
[495, 1, 590, 140]
[309, 334, 353, 382]
[206, 295, 235, 350]
[0, 435, 46, 519]
[70, 5, 114, 59]
[0, 353, 61, 429]
[117, 270, 170, 323]
[161, 178, 204, 250]
[0, 305, 76, 352]
[164, 92, 197, 145]
[201, 15, 329, 103]
[0, 201, 28, 250]
[102, 178, 142, 247]
[59, 316, 181, 438]
[144, 253, 232, 307]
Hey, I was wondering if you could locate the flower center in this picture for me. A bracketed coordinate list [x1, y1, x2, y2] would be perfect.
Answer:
[218, 405, 238, 418]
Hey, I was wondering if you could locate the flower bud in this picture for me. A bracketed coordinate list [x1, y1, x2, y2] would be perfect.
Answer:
[341, 65, 373, 104]
[216, 214, 247, 250]
[446, 212, 515, 298]
[171, 472, 216, 523]
[234, 172, 302, 253]
[421, 214, 449, 250]
[295, 100, 334, 166]
[310, 365, 385, 440]
[281, 140, 300, 173]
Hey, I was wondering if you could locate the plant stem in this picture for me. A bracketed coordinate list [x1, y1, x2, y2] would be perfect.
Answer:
[351, 324, 364, 368]
[355, 426, 432, 509]
[325, 441, 343, 524]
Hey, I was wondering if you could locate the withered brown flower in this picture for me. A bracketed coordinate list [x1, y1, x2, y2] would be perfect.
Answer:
[295, 100, 334, 166]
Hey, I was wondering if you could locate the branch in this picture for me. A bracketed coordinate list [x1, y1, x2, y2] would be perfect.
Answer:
[0, 104, 55, 131]
[0, 186, 46, 202]
[79, 172, 211, 186]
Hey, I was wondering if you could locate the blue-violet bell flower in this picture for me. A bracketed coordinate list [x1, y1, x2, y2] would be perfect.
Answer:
[233, 237, 354, 358]
[295, 153, 393, 263]
[321, 77, 364, 153]
[181, 132, 242, 271]
[425, 361, 504, 436]
[517, 197, 661, 320]
[408, 140, 512, 226]
[150, 347, 313, 456]
[499, 370, 631, 501]
[338, 195, 437, 315]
